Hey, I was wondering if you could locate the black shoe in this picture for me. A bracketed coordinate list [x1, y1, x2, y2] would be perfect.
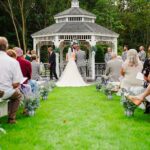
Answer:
[144, 101, 150, 114]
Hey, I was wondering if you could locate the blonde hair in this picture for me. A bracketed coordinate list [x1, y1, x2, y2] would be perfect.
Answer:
[7, 49, 17, 59]
[127, 49, 139, 67]
[31, 54, 37, 60]
[31, 50, 36, 55]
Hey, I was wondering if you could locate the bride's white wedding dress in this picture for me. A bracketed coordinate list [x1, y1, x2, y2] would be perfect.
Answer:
[56, 48, 88, 87]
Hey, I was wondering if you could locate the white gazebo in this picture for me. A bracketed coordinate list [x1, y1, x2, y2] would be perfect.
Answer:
[31, 0, 119, 80]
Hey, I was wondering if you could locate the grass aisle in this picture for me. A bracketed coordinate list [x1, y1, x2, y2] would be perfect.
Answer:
[0, 86, 150, 150]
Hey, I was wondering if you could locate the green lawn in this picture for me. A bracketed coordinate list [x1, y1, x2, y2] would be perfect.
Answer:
[0, 86, 150, 150]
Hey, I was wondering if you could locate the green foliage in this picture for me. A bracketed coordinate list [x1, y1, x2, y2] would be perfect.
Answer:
[40, 46, 49, 63]
[95, 44, 107, 62]
[0, 0, 150, 51]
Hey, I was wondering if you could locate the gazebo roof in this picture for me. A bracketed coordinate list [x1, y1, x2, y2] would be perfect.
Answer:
[32, 22, 119, 37]
[54, 7, 96, 18]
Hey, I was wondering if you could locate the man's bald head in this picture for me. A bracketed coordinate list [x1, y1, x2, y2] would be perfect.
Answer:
[0, 37, 8, 51]
[111, 52, 117, 59]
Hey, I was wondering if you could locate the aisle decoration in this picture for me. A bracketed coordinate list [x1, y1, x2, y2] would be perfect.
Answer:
[40, 80, 56, 100]
[96, 75, 120, 100]
[20, 84, 40, 117]
[121, 87, 145, 116]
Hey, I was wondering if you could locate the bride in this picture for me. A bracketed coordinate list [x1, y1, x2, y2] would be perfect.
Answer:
[56, 47, 88, 87]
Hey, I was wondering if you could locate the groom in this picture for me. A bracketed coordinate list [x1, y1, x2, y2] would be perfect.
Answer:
[73, 43, 87, 81]
[48, 47, 58, 80]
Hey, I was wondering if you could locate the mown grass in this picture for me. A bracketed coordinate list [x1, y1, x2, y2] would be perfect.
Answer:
[0, 86, 150, 150]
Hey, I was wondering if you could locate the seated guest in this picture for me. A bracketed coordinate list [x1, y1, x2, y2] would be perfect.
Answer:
[31, 54, 41, 81]
[7, 49, 17, 59]
[105, 53, 123, 82]
[128, 70, 150, 106]
[121, 49, 143, 89]
[0, 37, 23, 124]
[14, 47, 32, 83]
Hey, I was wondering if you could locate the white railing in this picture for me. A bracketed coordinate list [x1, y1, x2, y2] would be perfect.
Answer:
[42, 62, 105, 78]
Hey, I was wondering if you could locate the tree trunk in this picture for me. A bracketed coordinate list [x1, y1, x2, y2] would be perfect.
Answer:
[19, 0, 27, 54]
[0, 0, 21, 47]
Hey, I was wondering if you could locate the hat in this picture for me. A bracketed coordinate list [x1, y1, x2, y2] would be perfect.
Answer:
[13, 47, 23, 57]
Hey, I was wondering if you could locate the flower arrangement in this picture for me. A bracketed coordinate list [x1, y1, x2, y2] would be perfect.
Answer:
[40, 85, 49, 100]
[23, 96, 40, 116]
[104, 83, 114, 100]
[20, 83, 40, 117]
[40, 80, 56, 100]
[96, 75, 109, 91]
[121, 89, 137, 116]
[120, 87, 145, 117]
[96, 76, 117, 99]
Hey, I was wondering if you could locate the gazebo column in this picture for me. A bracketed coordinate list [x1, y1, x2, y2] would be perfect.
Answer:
[56, 53, 60, 77]
[37, 43, 41, 61]
[54, 36, 61, 78]
[91, 51, 96, 80]
[112, 38, 118, 54]
[33, 38, 37, 51]
[90, 36, 96, 80]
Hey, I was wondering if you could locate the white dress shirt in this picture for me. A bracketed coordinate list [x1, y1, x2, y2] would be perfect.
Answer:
[0, 51, 23, 98]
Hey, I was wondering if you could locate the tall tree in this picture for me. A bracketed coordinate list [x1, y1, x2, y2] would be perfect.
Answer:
[0, 0, 21, 47]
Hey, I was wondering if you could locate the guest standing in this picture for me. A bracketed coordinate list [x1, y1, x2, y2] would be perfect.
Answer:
[48, 47, 58, 80]
[0, 37, 23, 124]
[122, 45, 129, 61]
[121, 49, 143, 89]
[31, 54, 41, 81]
[138, 46, 146, 62]
[104, 47, 112, 64]
[25, 50, 31, 61]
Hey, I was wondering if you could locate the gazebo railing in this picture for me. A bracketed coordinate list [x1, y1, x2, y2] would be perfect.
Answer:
[41, 62, 106, 79]
[95, 63, 106, 78]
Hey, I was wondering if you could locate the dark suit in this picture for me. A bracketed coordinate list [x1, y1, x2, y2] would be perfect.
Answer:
[49, 51, 58, 80]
